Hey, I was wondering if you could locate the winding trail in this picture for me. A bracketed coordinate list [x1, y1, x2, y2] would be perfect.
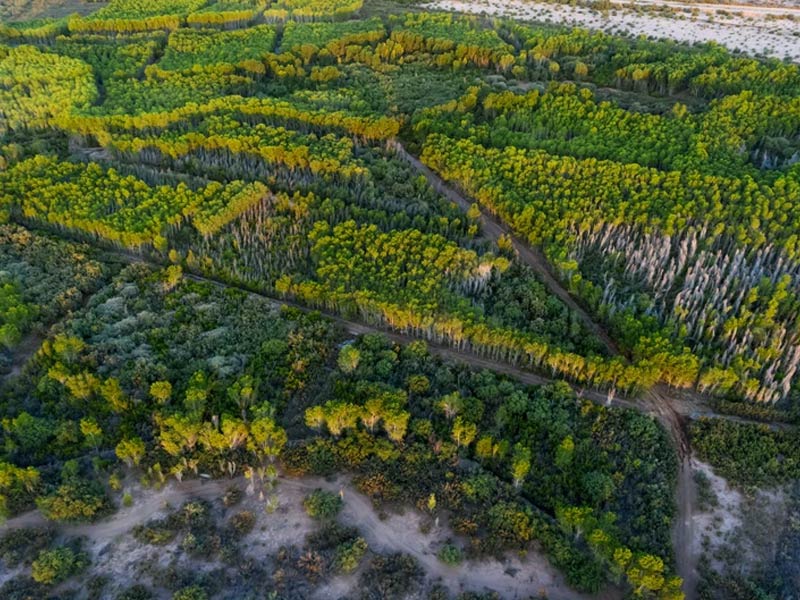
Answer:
[390, 141, 621, 356]
[3, 475, 597, 600]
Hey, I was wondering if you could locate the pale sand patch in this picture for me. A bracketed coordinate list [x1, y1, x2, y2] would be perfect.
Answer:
[425, 0, 800, 62]
[3, 475, 605, 599]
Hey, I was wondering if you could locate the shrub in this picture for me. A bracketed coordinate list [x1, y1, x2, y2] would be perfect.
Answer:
[0, 527, 54, 567]
[228, 510, 256, 538]
[437, 543, 463, 566]
[334, 537, 368, 572]
[31, 546, 89, 585]
[303, 489, 343, 520]
[222, 485, 243, 507]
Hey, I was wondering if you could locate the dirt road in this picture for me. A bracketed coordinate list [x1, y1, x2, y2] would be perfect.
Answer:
[390, 141, 621, 357]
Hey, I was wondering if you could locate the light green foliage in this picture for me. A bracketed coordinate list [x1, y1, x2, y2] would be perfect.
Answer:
[159, 25, 276, 70]
[437, 542, 463, 565]
[334, 536, 367, 572]
[303, 489, 343, 520]
[337, 344, 361, 374]
[31, 546, 89, 585]
[0, 45, 96, 135]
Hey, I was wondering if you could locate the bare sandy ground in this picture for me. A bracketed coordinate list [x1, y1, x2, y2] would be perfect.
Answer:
[690, 460, 743, 575]
[425, 0, 800, 61]
[2, 474, 599, 600]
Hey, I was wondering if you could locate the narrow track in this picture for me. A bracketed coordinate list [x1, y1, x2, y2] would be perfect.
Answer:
[389, 141, 621, 357]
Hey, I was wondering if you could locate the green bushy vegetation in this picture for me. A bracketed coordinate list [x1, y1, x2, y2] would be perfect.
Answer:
[691, 418, 800, 488]
[3, 2, 800, 597]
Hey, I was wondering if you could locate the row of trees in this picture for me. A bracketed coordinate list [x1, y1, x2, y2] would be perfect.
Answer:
[281, 18, 386, 62]
[52, 32, 163, 81]
[411, 83, 800, 402]
[264, 0, 364, 23]
[67, 0, 207, 33]
[186, 1, 268, 29]
[61, 94, 401, 142]
[158, 24, 277, 70]
[414, 84, 800, 179]
[503, 22, 800, 98]
[108, 113, 366, 179]
[0, 155, 269, 248]
[385, 13, 518, 72]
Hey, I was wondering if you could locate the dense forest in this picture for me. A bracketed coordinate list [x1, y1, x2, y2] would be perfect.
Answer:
[1, 0, 799, 597]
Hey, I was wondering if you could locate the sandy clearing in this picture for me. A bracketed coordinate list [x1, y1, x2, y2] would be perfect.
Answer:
[691, 459, 743, 573]
[2, 474, 600, 600]
[613, 0, 800, 17]
[424, 0, 800, 61]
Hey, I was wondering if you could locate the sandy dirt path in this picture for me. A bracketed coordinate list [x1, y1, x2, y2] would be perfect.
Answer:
[389, 141, 622, 357]
[3, 475, 599, 600]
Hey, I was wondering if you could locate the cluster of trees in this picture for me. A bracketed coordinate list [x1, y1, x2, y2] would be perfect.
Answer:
[0, 225, 109, 359]
[281, 18, 386, 63]
[0, 274, 37, 351]
[414, 84, 800, 179]
[158, 25, 277, 71]
[0, 45, 96, 137]
[52, 33, 163, 81]
[386, 13, 518, 71]
[305, 219, 494, 312]
[84, 64, 256, 116]
[108, 113, 366, 180]
[478, 262, 606, 356]
[187, 1, 267, 29]
[571, 225, 800, 403]
[68, 0, 207, 33]
[557, 507, 683, 599]
[62, 94, 400, 142]
[0, 529, 89, 596]
[691, 418, 800, 488]
[287, 334, 680, 596]
[414, 78, 800, 402]
[192, 147, 476, 285]
[503, 22, 800, 98]
[264, 0, 364, 23]
[0, 262, 338, 524]
[0, 155, 268, 248]
[0, 17, 68, 43]
[420, 133, 800, 395]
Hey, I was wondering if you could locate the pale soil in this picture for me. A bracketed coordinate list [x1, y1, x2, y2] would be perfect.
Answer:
[691, 459, 791, 588]
[690, 460, 743, 574]
[1, 0, 106, 22]
[3, 330, 43, 381]
[424, 0, 800, 61]
[2, 474, 598, 600]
